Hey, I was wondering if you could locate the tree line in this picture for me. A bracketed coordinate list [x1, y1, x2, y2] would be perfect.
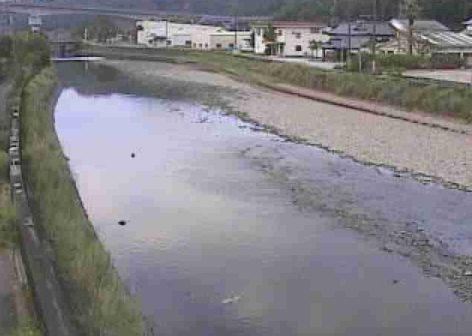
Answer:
[150, 0, 472, 30]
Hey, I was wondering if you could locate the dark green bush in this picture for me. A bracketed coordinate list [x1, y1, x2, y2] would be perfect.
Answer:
[430, 53, 466, 69]
[0, 35, 13, 58]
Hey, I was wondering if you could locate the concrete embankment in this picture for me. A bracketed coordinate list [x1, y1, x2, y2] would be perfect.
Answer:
[8, 71, 76, 336]
[103, 60, 472, 191]
[20, 67, 146, 336]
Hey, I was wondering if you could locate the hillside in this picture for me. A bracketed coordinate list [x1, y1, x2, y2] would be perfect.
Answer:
[62, 0, 472, 29]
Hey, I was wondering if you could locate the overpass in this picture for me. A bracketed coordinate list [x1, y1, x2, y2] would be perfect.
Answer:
[0, 1, 271, 23]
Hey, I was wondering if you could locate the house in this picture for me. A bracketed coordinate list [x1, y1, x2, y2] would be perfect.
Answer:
[209, 32, 252, 51]
[382, 19, 450, 55]
[137, 21, 221, 49]
[380, 19, 472, 64]
[322, 21, 395, 61]
[252, 21, 327, 57]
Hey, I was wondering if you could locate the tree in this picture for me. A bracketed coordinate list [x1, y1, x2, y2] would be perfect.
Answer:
[249, 31, 255, 49]
[263, 23, 276, 55]
[309, 39, 321, 58]
[0, 36, 13, 59]
[402, 0, 421, 55]
[81, 16, 120, 43]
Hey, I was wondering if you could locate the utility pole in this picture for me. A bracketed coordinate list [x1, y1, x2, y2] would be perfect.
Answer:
[372, 0, 377, 73]
[234, 15, 238, 51]
[347, 0, 352, 66]
[233, 1, 239, 51]
[165, 20, 169, 48]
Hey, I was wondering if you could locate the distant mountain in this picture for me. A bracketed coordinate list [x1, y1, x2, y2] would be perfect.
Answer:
[60, 0, 472, 29]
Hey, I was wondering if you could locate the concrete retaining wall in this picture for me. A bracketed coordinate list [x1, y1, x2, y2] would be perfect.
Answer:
[8, 83, 76, 336]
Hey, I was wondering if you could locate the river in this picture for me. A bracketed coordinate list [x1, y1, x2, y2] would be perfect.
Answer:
[54, 62, 472, 336]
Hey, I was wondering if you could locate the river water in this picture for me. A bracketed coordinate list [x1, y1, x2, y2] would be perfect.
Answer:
[54, 62, 472, 336]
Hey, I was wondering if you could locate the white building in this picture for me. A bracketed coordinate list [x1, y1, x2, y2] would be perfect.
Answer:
[136, 21, 251, 50]
[209, 32, 252, 51]
[253, 21, 327, 57]
[137, 21, 223, 49]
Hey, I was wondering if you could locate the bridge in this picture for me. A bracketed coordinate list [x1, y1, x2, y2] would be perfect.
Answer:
[0, 1, 271, 23]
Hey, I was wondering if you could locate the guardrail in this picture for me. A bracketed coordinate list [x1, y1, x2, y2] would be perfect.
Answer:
[8, 89, 76, 336]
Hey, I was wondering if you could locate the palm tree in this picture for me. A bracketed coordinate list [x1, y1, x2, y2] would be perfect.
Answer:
[402, 0, 421, 55]
[263, 23, 276, 55]
[309, 39, 321, 58]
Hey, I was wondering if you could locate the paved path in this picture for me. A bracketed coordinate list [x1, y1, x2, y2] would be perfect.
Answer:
[0, 251, 15, 335]
[268, 56, 342, 70]
[404, 69, 472, 84]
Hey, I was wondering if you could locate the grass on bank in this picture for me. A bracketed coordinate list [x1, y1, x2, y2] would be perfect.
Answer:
[0, 70, 16, 250]
[21, 67, 145, 336]
[87, 46, 472, 121]
[193, 52, 472, 121]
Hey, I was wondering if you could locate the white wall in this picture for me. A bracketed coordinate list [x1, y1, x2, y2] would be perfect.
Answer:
[252, 25, 327, 57]
[254, 26, 267, 54]
[172, 34, 192, 47]
[210, 33, 252, 50]
[136, 21, 223, 49]
[279, 27, 326, 57]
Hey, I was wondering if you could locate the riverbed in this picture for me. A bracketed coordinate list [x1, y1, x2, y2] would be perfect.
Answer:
[54, 62, 472, 335]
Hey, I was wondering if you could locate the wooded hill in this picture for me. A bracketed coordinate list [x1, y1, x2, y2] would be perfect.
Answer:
[67, 0, 472, 30]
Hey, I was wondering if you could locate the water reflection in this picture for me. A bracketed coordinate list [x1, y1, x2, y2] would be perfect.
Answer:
[55, 62, 472, 336]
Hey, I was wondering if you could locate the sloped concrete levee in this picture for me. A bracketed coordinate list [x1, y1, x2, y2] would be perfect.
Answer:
[8, 83, 76, 336]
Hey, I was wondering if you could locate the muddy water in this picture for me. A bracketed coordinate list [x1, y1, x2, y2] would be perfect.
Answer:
[54, 63, 472, 336]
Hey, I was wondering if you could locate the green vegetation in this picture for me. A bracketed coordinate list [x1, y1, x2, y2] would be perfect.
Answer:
[8, 320, 42, 336]
[74, 15, 126, 43]
[346, 53, 466, 73]
[309, 40, 322, 58]
[166, 50, 472, 120]
[0, 35, 15, 250]
[21, 67, 145, 336]
[0, 35, 13, 82]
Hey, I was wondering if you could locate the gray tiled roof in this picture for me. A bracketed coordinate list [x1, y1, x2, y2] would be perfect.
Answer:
[327, 21, 395, 37]
[322, 36, 371, 50]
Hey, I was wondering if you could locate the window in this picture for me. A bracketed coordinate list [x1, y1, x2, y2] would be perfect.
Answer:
[295, 32, 302, 39]
[205, 43, 208, 48]
[229, 43, 234, 49]
[199, 43, 203, 48]
[166, 40, 172, 46]
[193, 43, 197, 47]
[216, 43, 222, 48]
[185, 40, 192, 47]
[295, 45, 302, 52]
[310, 27, 320, 34]
[256, 28, 262, 36]
[277, 29, 283, 36]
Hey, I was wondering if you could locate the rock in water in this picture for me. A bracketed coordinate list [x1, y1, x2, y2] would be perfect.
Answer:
[118, 220, 127, 226]
[131, 153, 136, 158]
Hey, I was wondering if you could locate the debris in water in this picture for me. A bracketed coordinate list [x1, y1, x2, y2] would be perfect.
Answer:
[118, 220, 127, 226]
[222, 296, 240, 304]
[131, 153, 136, 158]
[381, 243, 396, 253]
[393, 280, 399, 284]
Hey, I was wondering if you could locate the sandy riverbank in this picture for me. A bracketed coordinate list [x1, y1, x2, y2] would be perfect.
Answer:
[103, 60, 472, 190]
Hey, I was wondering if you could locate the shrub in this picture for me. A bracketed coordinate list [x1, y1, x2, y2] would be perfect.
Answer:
[430, 53, 466, 69]
[0, 35, 13, 58]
